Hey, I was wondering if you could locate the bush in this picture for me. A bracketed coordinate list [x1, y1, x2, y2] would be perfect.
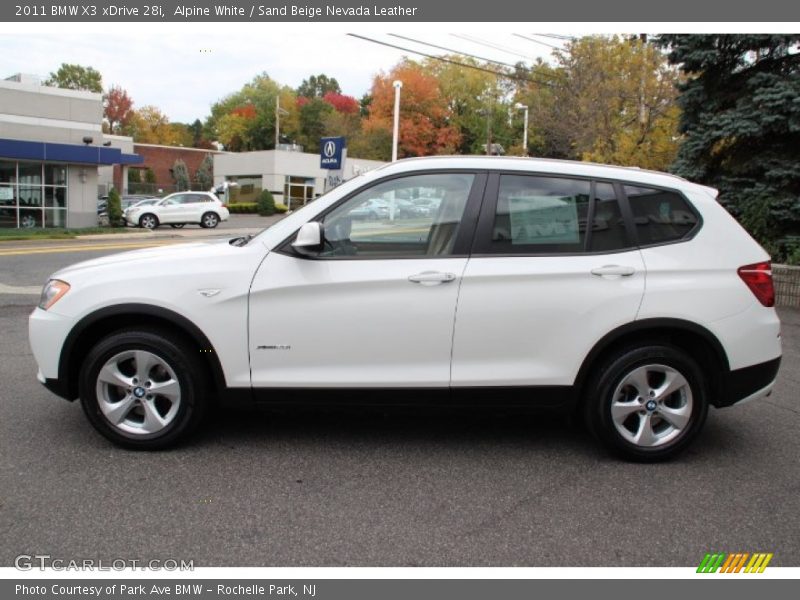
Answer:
[274, 202, 288, 214]
[227, 202, 258, 214]
[107, 188, 122, 227]
[258, 190, 276, 216]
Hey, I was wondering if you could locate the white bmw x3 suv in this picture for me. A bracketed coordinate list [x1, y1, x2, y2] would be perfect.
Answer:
[29, 157, 781, 460]
[124, 191, 229, 229]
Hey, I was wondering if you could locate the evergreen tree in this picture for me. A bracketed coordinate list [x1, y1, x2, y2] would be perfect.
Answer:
[172, 159, 190, 191]
[658, 35, 800, 257]
[195, 155, 214, 191]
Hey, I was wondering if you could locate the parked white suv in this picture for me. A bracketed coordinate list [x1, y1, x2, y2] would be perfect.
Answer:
[124, 191, 229, 229]
[29, 157, 781, 460]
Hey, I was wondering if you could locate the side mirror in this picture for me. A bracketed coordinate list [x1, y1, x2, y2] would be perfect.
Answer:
[292, 221, 324, 255]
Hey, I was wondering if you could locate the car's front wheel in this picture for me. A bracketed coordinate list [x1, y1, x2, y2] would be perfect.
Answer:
[79, 329, 208, 449]
[139, 213, 158, 229]
[200, 212, 219, 228]
[584, 345, 708, 462]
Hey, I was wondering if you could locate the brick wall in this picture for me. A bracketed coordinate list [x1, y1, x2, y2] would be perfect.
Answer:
[113, 144, 220, 192]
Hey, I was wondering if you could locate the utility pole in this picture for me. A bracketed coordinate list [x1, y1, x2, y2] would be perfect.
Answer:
[275, 96, 289, 149]
[514, 103, 529, 156]
[391, 80, 403, 162]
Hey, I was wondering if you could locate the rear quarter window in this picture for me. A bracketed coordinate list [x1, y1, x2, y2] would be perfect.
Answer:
[625, 185, 699, 245]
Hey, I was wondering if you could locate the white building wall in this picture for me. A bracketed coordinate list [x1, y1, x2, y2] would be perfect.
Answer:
[213, 150, 386, 202]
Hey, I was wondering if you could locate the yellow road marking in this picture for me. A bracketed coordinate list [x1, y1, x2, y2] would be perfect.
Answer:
[0, 241, 178, 256]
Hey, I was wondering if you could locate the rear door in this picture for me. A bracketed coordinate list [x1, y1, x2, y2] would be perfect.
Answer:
[451, 173, 645, 388]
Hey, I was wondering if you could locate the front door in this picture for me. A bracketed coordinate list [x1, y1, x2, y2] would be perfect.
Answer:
[248, 172, 483, 388]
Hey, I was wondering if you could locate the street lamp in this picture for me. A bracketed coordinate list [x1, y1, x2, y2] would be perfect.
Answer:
[275, 97, 289, 149]
[391, 80, 403, 162]
[514, 103, 529, 156]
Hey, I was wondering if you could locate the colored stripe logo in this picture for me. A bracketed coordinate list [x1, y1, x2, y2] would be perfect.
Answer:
[697, 552, 773, 573]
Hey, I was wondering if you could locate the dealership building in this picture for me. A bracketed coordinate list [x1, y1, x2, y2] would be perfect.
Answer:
[0, 74, 143, 229]
[213, 148, 386, 209]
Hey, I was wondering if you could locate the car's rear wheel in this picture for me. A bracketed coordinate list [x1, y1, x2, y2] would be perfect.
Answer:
[584, 345, 708, 462]
[139, 213, 158, 229]
[79, 329, 208, 449]
[201, 212, 219, 228]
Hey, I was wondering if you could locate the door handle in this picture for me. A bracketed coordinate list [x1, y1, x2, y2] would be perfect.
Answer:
[590, 265, 636, 277]
[408, 271, 457, 286]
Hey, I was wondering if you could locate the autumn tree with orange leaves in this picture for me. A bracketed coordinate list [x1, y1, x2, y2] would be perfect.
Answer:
[364, 61, 460, 158]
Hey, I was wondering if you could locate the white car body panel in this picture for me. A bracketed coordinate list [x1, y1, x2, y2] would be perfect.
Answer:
[248, 252, 467, 387]
[28, 157, 781, 413]
[451, 250, 646, 386]
[29, 240, 265, 387]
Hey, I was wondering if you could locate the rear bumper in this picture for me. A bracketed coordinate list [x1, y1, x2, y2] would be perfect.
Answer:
[718, 356, 781, 407]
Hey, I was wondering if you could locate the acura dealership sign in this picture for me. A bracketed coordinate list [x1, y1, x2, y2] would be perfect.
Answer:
[320, 137, 345, 170]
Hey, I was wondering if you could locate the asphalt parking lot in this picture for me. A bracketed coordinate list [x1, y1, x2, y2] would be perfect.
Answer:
[0, 230, 798, 567]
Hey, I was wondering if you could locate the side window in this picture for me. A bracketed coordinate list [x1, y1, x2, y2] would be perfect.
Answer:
[317, 173, 475, 258]
[589, 182, 629, 252]
[625, 185, 698, 245]
[480, 176, 632, 255]
[488, 175, 591, 254]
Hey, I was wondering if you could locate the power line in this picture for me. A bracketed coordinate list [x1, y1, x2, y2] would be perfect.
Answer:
[512, 33, 562, 51]
[534, 33, 576, 41]
[347, 33, 555, 87]
[451, 34, 536, 61]
[388, 34, 519, 70]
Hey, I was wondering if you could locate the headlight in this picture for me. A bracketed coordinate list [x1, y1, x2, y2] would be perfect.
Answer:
[39, 279, 70, 310]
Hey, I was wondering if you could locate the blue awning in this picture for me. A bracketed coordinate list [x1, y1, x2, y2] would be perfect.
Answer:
[0, 138, 143, 166]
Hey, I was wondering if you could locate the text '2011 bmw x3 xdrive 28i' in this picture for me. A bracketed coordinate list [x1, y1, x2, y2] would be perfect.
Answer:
[29, 157, 781, 460]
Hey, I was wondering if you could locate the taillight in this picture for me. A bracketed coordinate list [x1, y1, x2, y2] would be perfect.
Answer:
[738, 261, 775, 307]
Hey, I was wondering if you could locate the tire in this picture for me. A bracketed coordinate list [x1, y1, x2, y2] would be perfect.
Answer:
[79, 329, 209, 450]
[139, 213, 159, 229]
[583, 344, 708, 462]
[201, 212, 219, 228]
[20, 214, 37, 228]
[170, 223, 185, 229]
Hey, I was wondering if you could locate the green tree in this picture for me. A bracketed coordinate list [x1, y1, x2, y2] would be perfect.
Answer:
[515, 36, 680, 169]
[195, 154, 214, 191]
[423, 57, 514, 155]
[107, 188, 122, 227]
[658, 34, 800, 256]
[172, 159, 190, 191]
[45, 63, 103, 93]
[257, 189, 276, 216]
[297, 74, 341, 98]
[206, 73, 298, 151]
[296, 97, 334, 153]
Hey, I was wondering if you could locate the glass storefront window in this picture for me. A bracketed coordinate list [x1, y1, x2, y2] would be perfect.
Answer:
[0, 161, 16, 184]
[18, 162, 43, 185]
[0, 161, 68, 228]
[45, 165, 67, 186]
[45, 208, 67, 228]
[284, 175, 316, 209]
[227, 175, 262, 203]
[45, 187, 67, 208]
[19, 186, 43, 207]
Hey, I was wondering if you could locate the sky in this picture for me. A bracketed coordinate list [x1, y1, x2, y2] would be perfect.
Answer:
[0, 28, 559, 124]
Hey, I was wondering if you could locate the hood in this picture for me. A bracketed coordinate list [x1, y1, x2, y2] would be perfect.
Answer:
[52, 239, 241, 280]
